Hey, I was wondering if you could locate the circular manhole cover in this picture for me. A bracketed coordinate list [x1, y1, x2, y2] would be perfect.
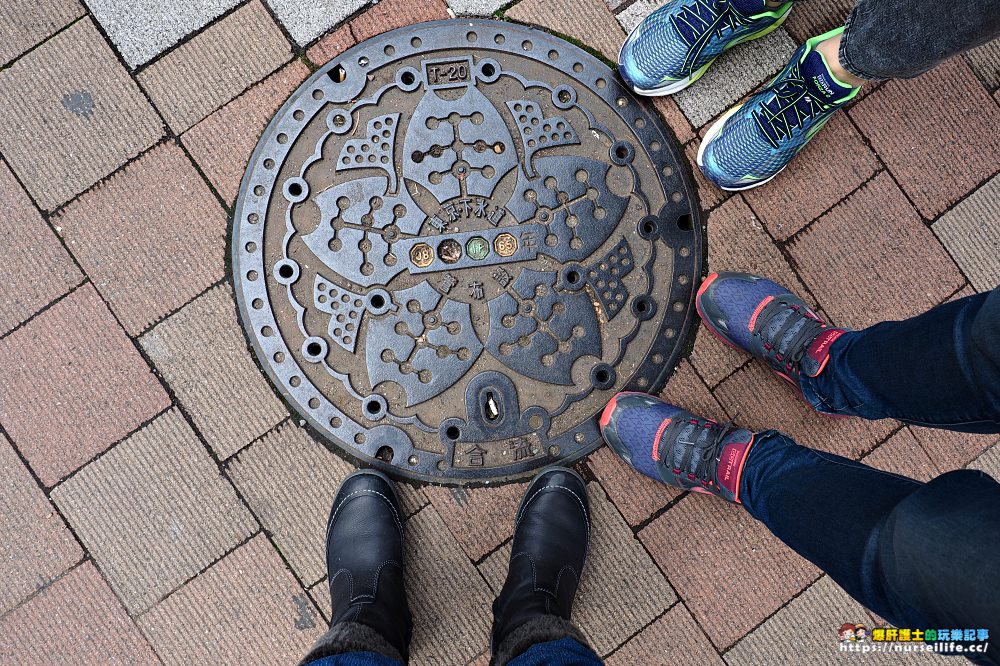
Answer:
[233, 19, 702, 483]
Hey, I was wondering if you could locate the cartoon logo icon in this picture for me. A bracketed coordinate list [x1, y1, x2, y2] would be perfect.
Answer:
[854, 624, 868, 642]
[839, 623, 857, 643]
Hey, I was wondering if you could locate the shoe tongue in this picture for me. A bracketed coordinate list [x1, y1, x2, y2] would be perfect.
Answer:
[800, 48, 855, 104]
[728, 0, 767, 15]
[802, 327, 847, 377]
[716, 429, 754, 498]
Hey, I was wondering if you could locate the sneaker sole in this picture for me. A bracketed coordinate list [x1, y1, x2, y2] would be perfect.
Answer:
[618, 5, 792, 97]
[696, 104, 784, 191]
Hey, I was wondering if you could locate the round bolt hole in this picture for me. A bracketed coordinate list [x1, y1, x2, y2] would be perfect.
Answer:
[677, 213, 693, 231]
[595, 369, 609, 383]
[643, 219, 657, 235]
[366, 399, 382, 415]
[376, 446, 394, 463]
[445, 425, 461, 440]
[636, 300, 649, 313]
[306, 342, 323, 357]
[401, 71, 416, 86]
[482, 63, 496, 77]
[567, 270, 579, 284]
[371, 294, 385, 308]
[288, 182, 303, 197]
[615, 146, 628, 159]
[278, 264, 295, 279]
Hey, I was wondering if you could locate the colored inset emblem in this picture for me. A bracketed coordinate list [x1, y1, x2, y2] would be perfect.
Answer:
[438, 238, 462, 264]
[467, 236, 490, 260]
[410, 242, 434, 268]
[232, 19, 701, 483]
[494, 232, 518, 257]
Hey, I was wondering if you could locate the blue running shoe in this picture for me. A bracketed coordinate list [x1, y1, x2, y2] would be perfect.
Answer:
[696, 271, 850, 392]
[618, 0, 792, 96]
[697, 27, 862, 190]
[600, 393, 755, 503]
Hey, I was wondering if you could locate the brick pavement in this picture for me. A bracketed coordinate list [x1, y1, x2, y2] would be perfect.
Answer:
[0, 0, 997, 663]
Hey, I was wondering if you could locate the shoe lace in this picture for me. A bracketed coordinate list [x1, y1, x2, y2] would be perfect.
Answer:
[663, 414, 739, 487]
[755, 299, 827, 377]
[751, 61, 831, 149]
[672, 0, 747, 70]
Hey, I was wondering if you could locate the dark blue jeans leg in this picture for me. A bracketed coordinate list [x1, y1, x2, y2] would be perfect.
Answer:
[801, 289, 1000, 434]
[506, 637, 604, 666]
[305, 653, 401, 666]
[741, 432, 1000, 648]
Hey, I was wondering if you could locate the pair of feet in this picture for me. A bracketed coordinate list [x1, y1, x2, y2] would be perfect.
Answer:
[601, 271, 848, 503]
[319, 468, 590, 664]
[618, 0, 862, 190]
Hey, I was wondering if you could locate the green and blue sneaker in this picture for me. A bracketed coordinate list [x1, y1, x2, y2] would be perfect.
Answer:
[618, 0, 792, 96]
[697, 27, 862, 191]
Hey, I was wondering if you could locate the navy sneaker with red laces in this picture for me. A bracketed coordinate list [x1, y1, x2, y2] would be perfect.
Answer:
[600, 393, 754, 503]
[696, 271, 849, 391]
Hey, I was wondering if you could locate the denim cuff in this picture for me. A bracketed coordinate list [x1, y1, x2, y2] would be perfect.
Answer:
[839, 7, 881, 81]
[299, 621, 405, 666]
[491, 616, 591, 666]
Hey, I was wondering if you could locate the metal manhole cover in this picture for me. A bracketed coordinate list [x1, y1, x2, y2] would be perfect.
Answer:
[233, 19, 702, 483]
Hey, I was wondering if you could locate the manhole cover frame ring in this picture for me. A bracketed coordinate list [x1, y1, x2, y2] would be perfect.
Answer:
[231, 18, 703, 485]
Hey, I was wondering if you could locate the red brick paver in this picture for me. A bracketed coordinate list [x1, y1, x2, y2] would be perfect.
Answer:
[782, 0, 853, 44]
[138, 1, 292, 133]
[848, 58, 1000, 219]
[705, 196, 809, 298]
[910, 426, 999, 473]
[605, 603, 725, 666]
[51, 409, 258, 613]
[139, 535, 324, 666]
[56, 143, 227, 334]
[0, 162, 82, 336]
[406, 506, 495, 666]
[0, 435, 82, 615]
[640, 495, 820, 649]
[350, 0, 450, 43]
[0, 0, 84, 66]
[862, 427, 940, 482]
[0, 285, 169, 485]
[0, 562, 160, 665]
[688, 325, 751, 389]
[183, 61, 311, 205]
[788, 173, 964, 329]
[743, 114, 879, 240]
[139, 284, 287, 459]
[0, 19, 162, 210]
[507, 0, 626, 61]
[305, 24, 356, 66]
[424, 481, 527, 561]
[653, 97, 696, 146]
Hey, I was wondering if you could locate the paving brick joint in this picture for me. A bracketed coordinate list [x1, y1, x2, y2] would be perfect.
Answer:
[0, 0, 997, 663]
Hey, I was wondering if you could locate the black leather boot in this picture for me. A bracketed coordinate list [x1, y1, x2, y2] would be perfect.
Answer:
[299, 470, 412, 665]
[490, 467, 592, 665]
